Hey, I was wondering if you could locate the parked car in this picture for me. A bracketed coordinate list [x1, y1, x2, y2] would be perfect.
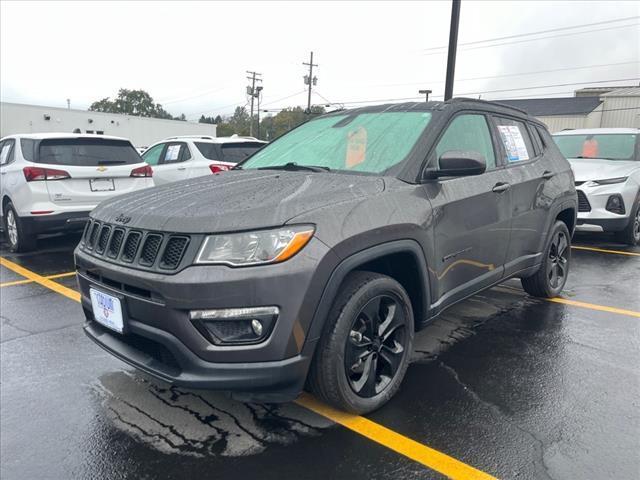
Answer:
[0, 133, 153, 252]
[553, 128, 639, 245]
[76, 99, 577, 413]
[141, 135, 266, 185]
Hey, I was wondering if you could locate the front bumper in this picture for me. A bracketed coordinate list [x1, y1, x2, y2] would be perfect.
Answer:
[575, 181, 638, 232]
[76, 237, 338, 400]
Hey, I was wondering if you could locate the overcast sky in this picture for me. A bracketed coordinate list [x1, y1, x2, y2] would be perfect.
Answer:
[1, 1, 638, 121]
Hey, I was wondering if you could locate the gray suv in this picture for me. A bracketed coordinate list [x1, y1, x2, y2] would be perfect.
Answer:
[75, 99, 577, 413]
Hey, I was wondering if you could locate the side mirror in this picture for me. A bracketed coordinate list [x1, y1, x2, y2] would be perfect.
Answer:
[424, 150, 487, 179]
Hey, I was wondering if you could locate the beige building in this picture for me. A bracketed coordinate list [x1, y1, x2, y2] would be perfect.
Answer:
[500, 86, 640, 132]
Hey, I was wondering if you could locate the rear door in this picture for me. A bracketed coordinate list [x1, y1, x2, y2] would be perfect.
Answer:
[490, 116, 551, 275]
[424, 112, 512, 310]
[36, 137, 148, 207]
[151, 142, 191, 185]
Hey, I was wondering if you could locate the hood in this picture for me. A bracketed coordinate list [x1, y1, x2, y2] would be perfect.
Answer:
[91, 169, 385, 233]
[568, 159, 639, 183]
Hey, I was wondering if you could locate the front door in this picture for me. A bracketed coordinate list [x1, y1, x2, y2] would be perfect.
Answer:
[424, 113, 512, 312]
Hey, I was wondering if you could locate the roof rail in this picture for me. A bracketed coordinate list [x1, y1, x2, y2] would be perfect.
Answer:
[165, 135, 216, 140]
[445, 97, 530, 116]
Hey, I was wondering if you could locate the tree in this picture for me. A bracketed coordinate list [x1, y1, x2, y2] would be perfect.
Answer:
[89, 89, 186, 121]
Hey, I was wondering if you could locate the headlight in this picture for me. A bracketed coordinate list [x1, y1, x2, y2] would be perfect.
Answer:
[593, 177, 628, 185]
[195, 225, 315, 266]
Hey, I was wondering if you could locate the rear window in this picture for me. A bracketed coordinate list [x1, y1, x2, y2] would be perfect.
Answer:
[220, 143, 264, 163]
[36, 138, 142, 166]
[195, 141, 264, 163]
[552, 133, 637, 161]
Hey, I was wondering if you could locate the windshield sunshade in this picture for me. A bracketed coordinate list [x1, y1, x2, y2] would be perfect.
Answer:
[241, 111, 432, 174]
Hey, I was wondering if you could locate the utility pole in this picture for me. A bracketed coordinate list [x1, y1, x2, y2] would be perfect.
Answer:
[418, 89, 432, 102]
[246, 71, 262, 136]
[66, 98, 70, 109]
[444, 0, 461, 101]
[256, 86, 263, 139]
[303, 51, 318, 114]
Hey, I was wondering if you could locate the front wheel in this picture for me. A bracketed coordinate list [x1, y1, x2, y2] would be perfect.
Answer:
[521, 220, 571, 298]
[614, 198, 640, 246]
[307, 271, 414, 414]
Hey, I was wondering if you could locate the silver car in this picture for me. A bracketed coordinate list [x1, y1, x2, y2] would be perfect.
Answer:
[553, 128, 639, 245]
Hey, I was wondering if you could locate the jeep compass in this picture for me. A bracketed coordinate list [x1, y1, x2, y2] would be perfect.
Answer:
[76, 99, 577, 413]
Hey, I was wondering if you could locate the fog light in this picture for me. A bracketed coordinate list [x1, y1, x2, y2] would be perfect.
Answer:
[190, 307, 278, 345]
[605, 194, 625, 214]
[251, 319, 263, 336]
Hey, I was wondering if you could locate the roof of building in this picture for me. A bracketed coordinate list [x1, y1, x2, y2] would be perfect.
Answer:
[552, 127, 639, 136]
[497, 97, 602, 117]
[3, 132, 129, 141]
[600, 87, 640, 97]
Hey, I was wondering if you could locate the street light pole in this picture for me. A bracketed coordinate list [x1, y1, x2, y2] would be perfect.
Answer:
[444, 0, 461, 101]
[418, 89, 432, 102]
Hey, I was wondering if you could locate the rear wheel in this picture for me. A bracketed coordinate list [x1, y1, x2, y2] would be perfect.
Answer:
[614, 198, 640, 246]
[308, 271, 414, 414]
[3, 202, 37, 253]
[521, 220, 571, 298]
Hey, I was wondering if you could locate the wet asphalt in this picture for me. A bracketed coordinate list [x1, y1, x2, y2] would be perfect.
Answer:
[0, 231, 638, 480]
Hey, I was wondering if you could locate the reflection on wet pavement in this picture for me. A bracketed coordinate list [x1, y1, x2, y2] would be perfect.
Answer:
[94, 371, 332, 458]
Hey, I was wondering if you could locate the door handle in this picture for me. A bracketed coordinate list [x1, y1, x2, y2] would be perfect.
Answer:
[177, 167, 187, 171]
[492, 182, 511, 193]
[542, 170, 555, 180]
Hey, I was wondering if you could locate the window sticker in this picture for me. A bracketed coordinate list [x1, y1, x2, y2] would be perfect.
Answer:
[498, 125, 529, 162]
[165, 144, 181, 161]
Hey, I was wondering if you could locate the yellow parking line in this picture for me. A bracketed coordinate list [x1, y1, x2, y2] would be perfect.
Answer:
[1, 255, 497, 479]
[0, 271, 76, 288]
[571, 245, 640, 257]
[0, 257, 80, 302]
[547, 297, 640, 318]
[296, 393, 497, 480]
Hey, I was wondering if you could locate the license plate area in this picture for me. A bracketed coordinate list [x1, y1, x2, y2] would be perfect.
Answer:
[90, 287, 125, 333]
[89, 178, 115, 192]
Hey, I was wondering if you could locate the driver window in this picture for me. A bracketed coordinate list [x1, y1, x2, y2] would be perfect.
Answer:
[142, 143, 163, 166]
[435, 114, 496, 170]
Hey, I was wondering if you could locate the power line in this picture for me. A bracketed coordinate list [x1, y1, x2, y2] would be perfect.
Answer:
[422, 15, 640, 51]
[422, 22, 639, 56]
[356, 61, 639, 89]
[261, 90, 307, 107]
[323, 78, 640, 106]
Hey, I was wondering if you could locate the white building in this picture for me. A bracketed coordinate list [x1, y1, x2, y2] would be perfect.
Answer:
[0, 102, 216, 147]
[499, 86, 640, 132]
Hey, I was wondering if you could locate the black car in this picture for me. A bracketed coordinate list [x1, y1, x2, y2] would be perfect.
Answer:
[75, 99, 577, 413]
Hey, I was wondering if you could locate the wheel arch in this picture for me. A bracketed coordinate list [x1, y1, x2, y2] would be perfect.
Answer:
[1, 194, 12, 217]
[304, 240, 431, 352]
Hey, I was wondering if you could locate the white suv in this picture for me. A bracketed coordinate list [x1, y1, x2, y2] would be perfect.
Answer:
[141, 135, 266, 185]
[553, 128, 639, 245]
[0, 133, 154, 252]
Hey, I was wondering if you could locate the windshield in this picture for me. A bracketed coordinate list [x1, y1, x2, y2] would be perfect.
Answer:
[37, 138, 141, 166]
[240, 111, 432, 174]
[553, 133, 637, 161]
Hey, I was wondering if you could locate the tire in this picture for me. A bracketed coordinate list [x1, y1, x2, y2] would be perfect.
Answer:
[521, 220, 571, 298]
[307, 271, 414, 414]
[3, 202, 37, 253]
[614, 198, 640, 246]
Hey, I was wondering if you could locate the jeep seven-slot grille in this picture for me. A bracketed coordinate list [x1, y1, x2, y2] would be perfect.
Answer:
[577, 190, 591, 212]
[82, 220, 190, 272]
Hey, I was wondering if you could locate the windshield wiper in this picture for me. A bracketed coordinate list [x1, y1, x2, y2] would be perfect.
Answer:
[257, 162, 330, 172]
